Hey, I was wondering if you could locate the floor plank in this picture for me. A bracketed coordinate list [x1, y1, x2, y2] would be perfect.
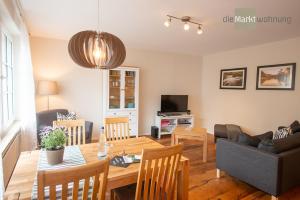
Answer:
[154, 134, 300, 200]
[107, 135, 300, 199]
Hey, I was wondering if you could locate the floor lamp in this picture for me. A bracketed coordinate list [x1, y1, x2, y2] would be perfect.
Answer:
[37, 80, 58, 110]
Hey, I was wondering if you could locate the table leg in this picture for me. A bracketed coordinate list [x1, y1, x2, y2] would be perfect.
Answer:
[177, 160, 189, 200]
[203, 136, 208, 163]
[171, 134, 175, 145]
[175, 136, 179, 145]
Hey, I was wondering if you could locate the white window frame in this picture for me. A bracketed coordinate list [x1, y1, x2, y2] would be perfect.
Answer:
[0, 26, 15, 135]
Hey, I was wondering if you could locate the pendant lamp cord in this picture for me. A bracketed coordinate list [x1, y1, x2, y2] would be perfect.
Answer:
[97, 0, 100, 33]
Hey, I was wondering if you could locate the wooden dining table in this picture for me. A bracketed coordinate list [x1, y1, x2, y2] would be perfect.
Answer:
[4, 137, 189, 200]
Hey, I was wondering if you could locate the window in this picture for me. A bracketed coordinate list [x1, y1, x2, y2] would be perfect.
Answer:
[0, 30, 14, 132]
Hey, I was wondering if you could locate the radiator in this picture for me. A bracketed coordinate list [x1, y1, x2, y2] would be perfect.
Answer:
[2, 132, 21, 189]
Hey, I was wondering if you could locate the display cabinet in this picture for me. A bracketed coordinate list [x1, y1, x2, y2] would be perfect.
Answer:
[103, 66, 139, 136]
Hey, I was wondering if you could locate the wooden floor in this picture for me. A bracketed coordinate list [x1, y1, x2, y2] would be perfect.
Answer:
[153, 134, 300, 200]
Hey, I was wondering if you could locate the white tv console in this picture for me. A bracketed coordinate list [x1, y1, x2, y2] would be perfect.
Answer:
[155, 114, 194, 139]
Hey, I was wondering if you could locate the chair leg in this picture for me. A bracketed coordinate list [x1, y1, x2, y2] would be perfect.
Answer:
[110, 190, 115, 200]
[203, 138, 208, 163]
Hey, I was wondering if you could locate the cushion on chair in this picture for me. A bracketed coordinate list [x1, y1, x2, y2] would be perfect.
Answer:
[57, 111, 77, 120]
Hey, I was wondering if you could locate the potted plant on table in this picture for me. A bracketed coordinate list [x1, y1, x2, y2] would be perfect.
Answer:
[40, 126, 67, 165]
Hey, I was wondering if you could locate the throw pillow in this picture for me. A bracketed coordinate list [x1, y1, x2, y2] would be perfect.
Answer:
[290, 120, 300, 133]
[256, 131, 273, 141]
[258, 133, 300, 154]
[292, 125, 300, 134]
[273, 127, 292, 140]
[237, 131, 273, 147]
[57, 112, 77, 120]
[238, 132, 261, 147]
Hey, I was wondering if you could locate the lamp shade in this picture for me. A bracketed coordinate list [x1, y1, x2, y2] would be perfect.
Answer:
[37, 80, 58, 95]
[68, 31, 126, 69]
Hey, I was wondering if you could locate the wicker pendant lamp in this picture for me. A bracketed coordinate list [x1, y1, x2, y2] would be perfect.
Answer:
[68, 0, 126, 69]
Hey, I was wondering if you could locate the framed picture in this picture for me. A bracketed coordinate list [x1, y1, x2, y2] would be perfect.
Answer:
[256, 63, 296, 90]
[220, 67, 247, 89]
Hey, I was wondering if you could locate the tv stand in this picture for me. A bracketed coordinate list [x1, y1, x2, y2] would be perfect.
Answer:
[155, 114, 194, 139]
[163, 113, 183, 116]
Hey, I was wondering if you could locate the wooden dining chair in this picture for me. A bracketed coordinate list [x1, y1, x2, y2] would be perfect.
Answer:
[37, 158, 109, 200]
[112, 144, 183, 200]
[53, 119, 86, 146]
[104, 117, 135, 141]
[172, 127, 208, 162]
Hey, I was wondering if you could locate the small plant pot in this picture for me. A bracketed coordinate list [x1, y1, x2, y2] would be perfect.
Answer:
[46, 147, 64, 165]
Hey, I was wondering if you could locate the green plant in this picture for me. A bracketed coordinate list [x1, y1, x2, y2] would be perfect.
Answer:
[41, 127, 67, 150]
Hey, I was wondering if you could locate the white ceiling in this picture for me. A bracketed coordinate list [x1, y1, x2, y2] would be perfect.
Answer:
[20, 0, 300, 55]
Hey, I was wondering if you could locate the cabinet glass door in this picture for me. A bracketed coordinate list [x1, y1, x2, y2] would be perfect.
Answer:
[124, 71, 135, 109]
[109, 70, 121, 109]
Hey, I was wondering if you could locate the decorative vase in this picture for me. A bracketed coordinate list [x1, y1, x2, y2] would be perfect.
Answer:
[46, 147, 64, 165]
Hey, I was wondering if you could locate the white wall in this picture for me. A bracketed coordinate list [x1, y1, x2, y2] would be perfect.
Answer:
[30, 37, 202, 138]
[201, 37, 300, 135]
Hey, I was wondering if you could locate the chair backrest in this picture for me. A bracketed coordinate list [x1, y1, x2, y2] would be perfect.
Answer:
[53, 119, 86, 145]
[37, 158, 109, 200]
[173, 126, 188, 133]
[104, 117, 132, 141]
[135, 144, 183, 200]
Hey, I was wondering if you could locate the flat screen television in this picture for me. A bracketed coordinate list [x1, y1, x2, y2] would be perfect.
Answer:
[161, 95, 188, 113]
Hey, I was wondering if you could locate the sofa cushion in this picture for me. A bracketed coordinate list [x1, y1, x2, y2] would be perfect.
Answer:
[258, 133, 300, 154]
[290, 120, 300, 130]
[238, 131, 273, 147]
[238, 132, 261, 147]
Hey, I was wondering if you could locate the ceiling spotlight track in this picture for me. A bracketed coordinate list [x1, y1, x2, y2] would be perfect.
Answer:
[164, 15, 203, 35]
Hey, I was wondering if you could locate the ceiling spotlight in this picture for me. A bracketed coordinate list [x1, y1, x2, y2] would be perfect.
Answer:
[164, 17, 171, 27]
[164, 15, 203, 35]
[184, 23, 190, 31]
[197, 26, 203, 34]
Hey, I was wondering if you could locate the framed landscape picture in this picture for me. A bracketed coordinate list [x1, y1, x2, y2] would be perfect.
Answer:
[256, 63, 296, 90]
[220, 67, 247, 89]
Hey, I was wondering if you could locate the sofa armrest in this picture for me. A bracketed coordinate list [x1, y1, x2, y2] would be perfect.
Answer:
[278, 147, 300, 194]
[214, 124, 228, 142]
[216, 139, 280, 196]
[85, 121, 93, 143]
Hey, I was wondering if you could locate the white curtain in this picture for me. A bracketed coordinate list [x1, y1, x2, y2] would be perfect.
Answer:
[15, 27, 37, 151]
[0, 0, 37, 151]
[0, 155, 2, 200]
[13, 1, 37, 151]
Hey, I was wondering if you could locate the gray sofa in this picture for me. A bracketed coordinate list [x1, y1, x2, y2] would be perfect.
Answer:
[215, 123, 300, 197]
[36, 109, 93, 146]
